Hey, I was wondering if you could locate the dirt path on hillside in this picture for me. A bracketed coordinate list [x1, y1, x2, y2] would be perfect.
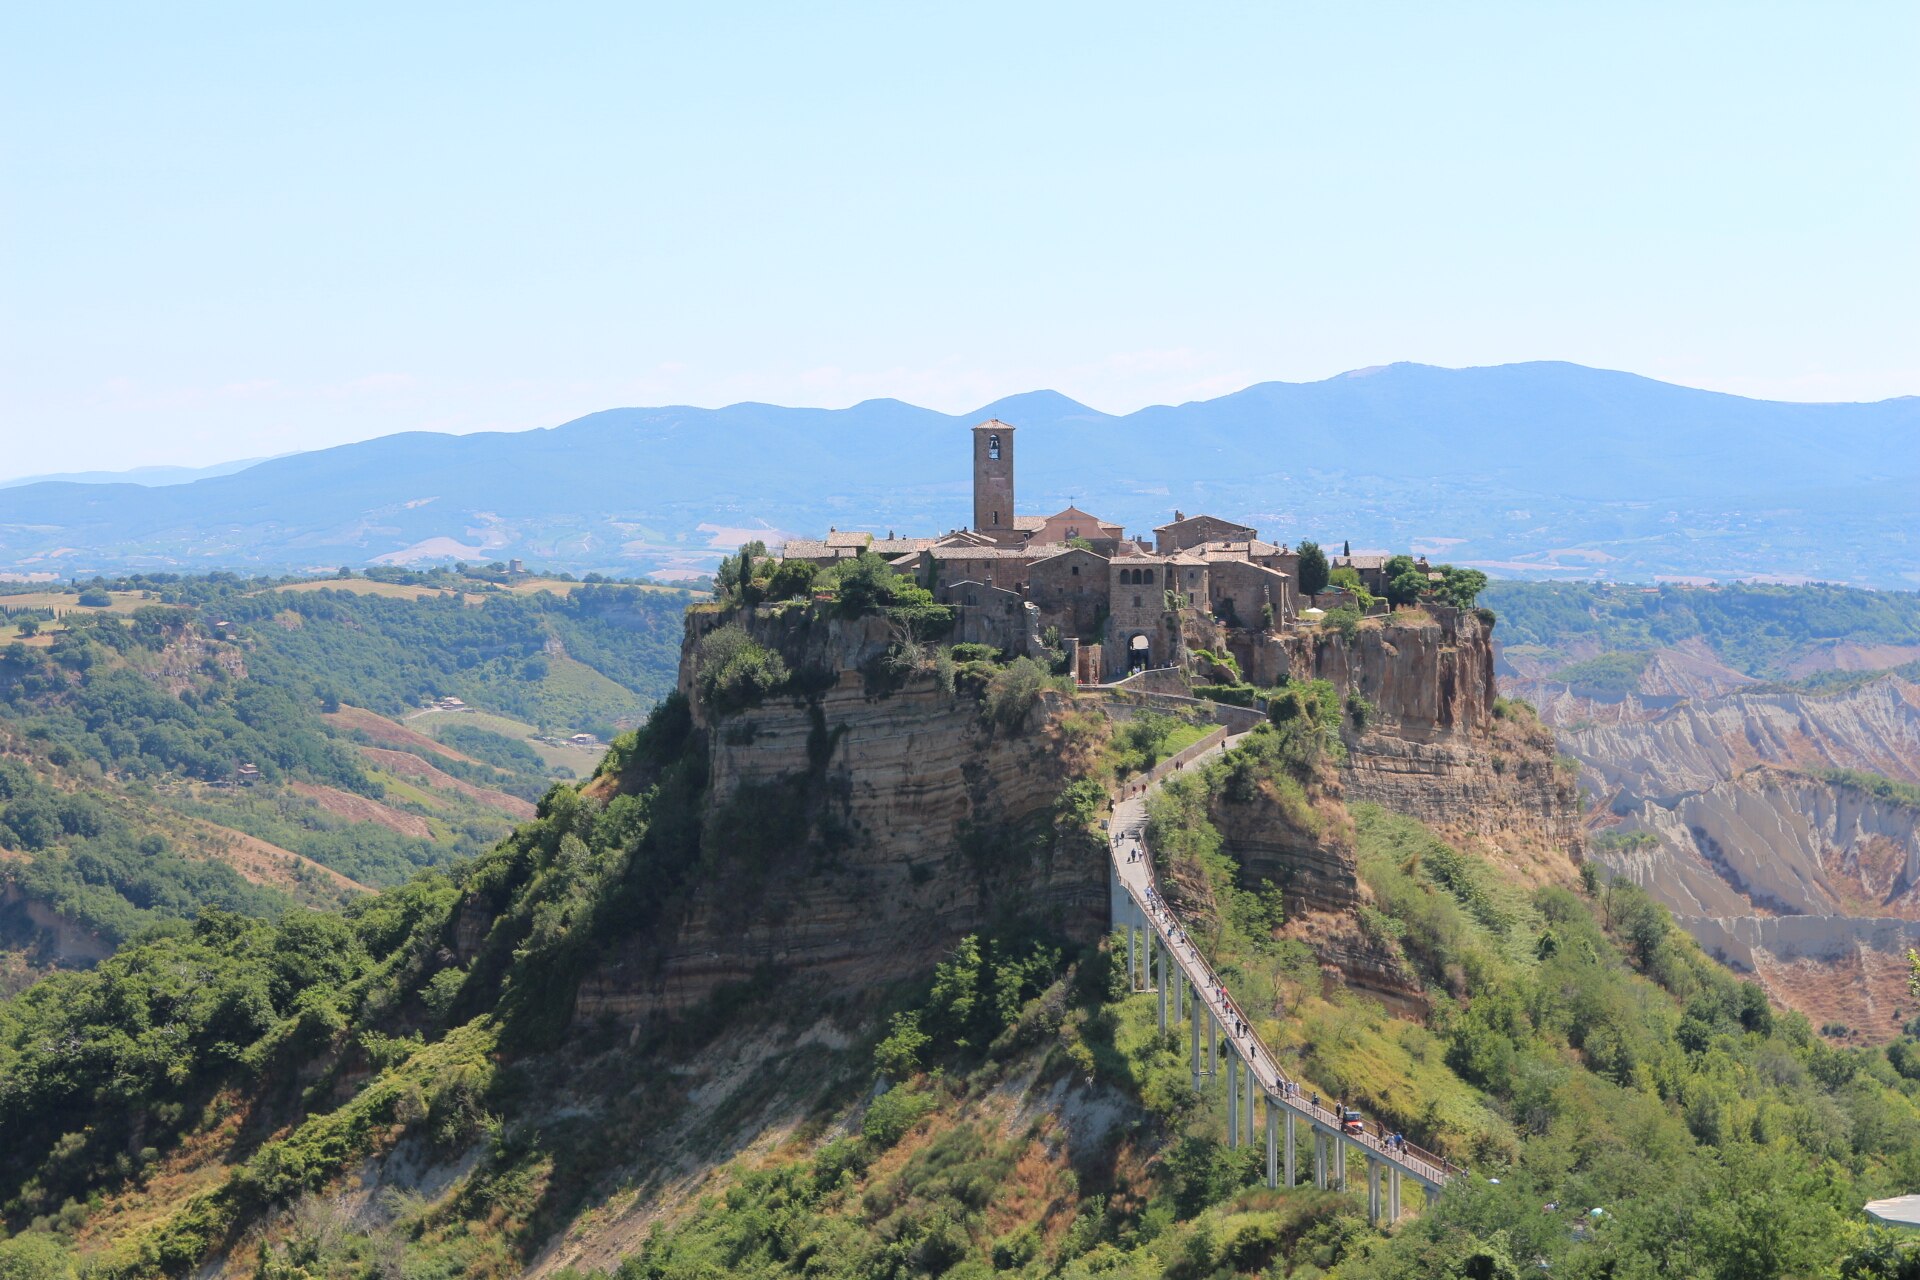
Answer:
[178, 815, 369, 895]
[356, 747, 536, 819]
[290, 781, 434, 840]
[324, 704, 483, 765]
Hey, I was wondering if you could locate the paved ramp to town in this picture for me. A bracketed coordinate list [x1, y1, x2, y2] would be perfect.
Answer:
[1106, 726, 1460, 1225]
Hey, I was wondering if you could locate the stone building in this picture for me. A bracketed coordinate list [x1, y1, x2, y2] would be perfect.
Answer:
[772, 417, 1453, 682]
[1154, 512, 1257, 554]
[1026, 545, 1110, 639]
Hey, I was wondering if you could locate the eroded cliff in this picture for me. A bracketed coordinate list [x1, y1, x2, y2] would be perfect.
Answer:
[574, 606, 1105, 1026]
[1208, 611, 1581, 1003]
[1562, 672, 1920, 1039]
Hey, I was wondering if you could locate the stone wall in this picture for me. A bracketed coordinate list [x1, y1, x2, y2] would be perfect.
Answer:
[1027, 546, 1110, 641]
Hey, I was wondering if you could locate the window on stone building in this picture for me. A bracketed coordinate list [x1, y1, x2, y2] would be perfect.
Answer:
[1143, 568, 1155, 583]
[1133, 595, 1142, 608]
[988, 434, 1001, 460]
[1071, 565, 1079, 576]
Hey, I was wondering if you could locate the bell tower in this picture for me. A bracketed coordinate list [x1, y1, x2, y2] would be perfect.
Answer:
[972, 419, 1015, 537]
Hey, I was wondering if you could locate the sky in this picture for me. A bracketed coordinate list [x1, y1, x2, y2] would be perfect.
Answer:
[2, 2, 1916, 480]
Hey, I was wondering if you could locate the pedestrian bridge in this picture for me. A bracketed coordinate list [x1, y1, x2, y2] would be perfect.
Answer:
[1106, 728, 1461, 1226]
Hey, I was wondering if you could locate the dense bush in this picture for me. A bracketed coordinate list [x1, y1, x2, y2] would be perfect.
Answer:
[693, 624, 790, 715]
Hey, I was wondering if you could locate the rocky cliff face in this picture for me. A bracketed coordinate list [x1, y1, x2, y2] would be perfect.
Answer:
[575, 603, 1582, 1030]
[1231, 608, 1495, 740]
[1560, 673, 1920, 1040]
[1318, 612, 1580, 882]
[575, 606, 1105, 1026]
[1212, 611, 1581, 999]
[1568, 676, 1920, 803]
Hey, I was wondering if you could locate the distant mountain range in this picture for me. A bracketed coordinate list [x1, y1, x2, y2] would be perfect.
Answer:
[2, 361, 1915, 585]
[0, 456, 274, 489]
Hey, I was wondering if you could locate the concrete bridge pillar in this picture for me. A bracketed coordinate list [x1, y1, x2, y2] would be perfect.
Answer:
[1313, 1130, 1327, 1189]
[1126, 925, 1137, 992]
[1284, 1111, 1296, 1188]
[1389, 1166, 1401, 1223]
[1265, 1099, 1278, 1188]
[1244, 1057, 1257, 1146]
[1156, 942, 1167, 1034]
[1334, 1135, 1348, 1190]
[1189, 1002, 1201, 1092]
[1226, 1053, 1239, 1147]
[1207, 1010, 1217, 1079]
[1367, 1158, 1383, 1226]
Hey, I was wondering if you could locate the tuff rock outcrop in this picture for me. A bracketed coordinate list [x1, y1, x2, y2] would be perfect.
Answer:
[571, 602, 1579, 1029]
[575, 606, 1103, 1025]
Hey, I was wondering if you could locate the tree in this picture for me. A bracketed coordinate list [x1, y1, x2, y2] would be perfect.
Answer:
[1436, 564, 1489, 609]
[0, 1232, 76, 1280]
[1384, 554, 1425, 607]
[1296, 541, 1329, 596]
[763, 558, 818, 602]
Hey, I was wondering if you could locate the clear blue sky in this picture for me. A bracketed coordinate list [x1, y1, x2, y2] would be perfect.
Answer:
[3, 2, 1915, 478]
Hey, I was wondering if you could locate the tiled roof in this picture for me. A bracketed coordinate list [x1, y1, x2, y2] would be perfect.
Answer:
[826, 530, 873, 548]
[1154, 513, 1256, 534]
[1012, 515, 1046, 531]
[934, 547, 1042, 560]
[1334, 553, 1390, 570]
[781, 539, 855, 559]
[1212, 560, 1291, 581]
[1029, 544, 1108, 568]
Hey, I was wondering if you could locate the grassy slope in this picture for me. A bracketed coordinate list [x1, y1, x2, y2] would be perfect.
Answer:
[0, 577, 676, 975]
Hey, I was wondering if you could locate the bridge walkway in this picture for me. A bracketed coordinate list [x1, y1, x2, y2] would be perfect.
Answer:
[1105, 728, 1459, 1225]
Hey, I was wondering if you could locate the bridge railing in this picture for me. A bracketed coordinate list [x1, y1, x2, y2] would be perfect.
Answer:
[1109, 744, 1459, 1190]
[1114, 875, 1457, 1187]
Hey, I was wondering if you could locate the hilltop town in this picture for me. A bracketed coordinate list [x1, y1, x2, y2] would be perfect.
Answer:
[779, 419, 1489, 683]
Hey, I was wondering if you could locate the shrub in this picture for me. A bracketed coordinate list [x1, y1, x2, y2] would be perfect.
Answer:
[874, 1010, 931, 1077]
[762, 558, 818, 602]
[76, 588, 112, 608]
[1322, 605, 1362, 641]
[982, 656, 1061, 731]
[693, 624, 790, 715]
[862, 1082, 938, 1147]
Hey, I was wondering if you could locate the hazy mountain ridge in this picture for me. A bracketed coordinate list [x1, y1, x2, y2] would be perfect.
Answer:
[3, 361, 1915, 585]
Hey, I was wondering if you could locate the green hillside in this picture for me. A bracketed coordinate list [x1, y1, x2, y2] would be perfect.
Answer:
[4, 656, 1920, 1277]
[0, 571, 690, 977]
[1483, 580, 1920, 679]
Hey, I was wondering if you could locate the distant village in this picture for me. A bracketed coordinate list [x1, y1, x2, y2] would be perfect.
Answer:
[780, 420, 1456, 683]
